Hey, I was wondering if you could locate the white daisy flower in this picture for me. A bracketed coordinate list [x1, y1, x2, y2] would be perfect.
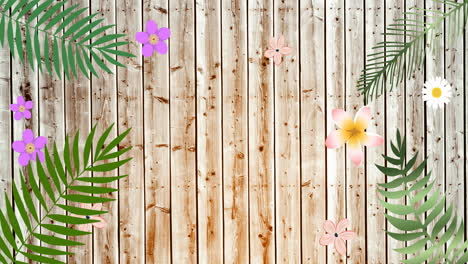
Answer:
[422, 77, 452, 109]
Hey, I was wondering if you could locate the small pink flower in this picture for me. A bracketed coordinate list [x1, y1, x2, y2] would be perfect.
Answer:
[136, 20, 171, 57]
[325, 106, 384, 166]
[10, 96, 33, 120]
[264, 35, 293, 66]
[319, 219, 356, 255]
[12, 129, 47, 166]
[73, 203, 107, 232]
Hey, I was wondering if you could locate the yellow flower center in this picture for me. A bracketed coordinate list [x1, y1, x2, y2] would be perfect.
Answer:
[25, 143, 35, 154]
[149, 34, 159, 45]
[431, 87, 442, 98]
[339, 118, 367, 147]
[19, 105, 25, 112]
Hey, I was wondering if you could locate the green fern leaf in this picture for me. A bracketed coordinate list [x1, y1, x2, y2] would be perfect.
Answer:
[0, 124, 131, 263]
[377, 130, 468, 262]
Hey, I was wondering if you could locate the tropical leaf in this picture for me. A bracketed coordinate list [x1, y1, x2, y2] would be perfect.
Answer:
[358, 0, 468, 103]
[377, 130, 468, 263]
[0, 124, 131, 263]
[0, 0, 135, 80]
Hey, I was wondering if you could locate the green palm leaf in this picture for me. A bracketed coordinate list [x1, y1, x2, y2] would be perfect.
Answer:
[0, 124, 131, 263]
[378, 130, 468, 263]
[358, 0, 468, 103]
[0, 0, 135, 80]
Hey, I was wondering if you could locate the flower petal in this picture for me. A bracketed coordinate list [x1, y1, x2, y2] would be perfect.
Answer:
[362, 132, 384, 147]
[277, 35, 284, 48]
[10, 104, 19, 112]
[12, 141, 25, 153]
[323, 220, 336, 233]
[325, 130, 345, 149]
[146, 20, 158, 34]
[331, 109, 352, 128]
[157, 27, 171, 40]
[22, 129, 34, 143]
[30, 151, 37, 161]
[280, 46, 293, 55]
[264, 49, 276, 58]
[23, 110, 31, 119]
[34, 136, 47, 149]
[135, 32, 149, 44]
[354, 106, 371, 128]
[80, 203, 92, 210]
[36, 150, 45, 163]
[142, 44, 154, 57]
[18, 152, 30, 166]
[334, 238, 347, 255]
[77, 224, 91, 232]
[17, 96, 24, 105]
[92, 203, 103, 211]
[319, 234, 335, 246]
[349, 145, 363, 166]
[91, 216, 107, 229]
[154, 41, 168, 54]
[336, 219, 350, 233]
[14, 111, 23, 120]
[269, 37, 277, 49]
[340, 231, 356, 240]
[25, 101, 33, 109]
[273, 54, 282, 65]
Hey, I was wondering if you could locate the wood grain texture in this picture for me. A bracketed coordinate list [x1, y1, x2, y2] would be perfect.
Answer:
[364, 0, 386, 263]
[222, 0, 249, 263]
[91, 0, 119, 262]
[248, 0, 275, 262]
[325, 0, 346, 262]
[196, 0, 224, 262]
[300, 0, 326, 263]
[169, 0, 197, 262]
[116, 0, 145, 262]
[143, 1, 171, 263]
[274, 0, 301, 263]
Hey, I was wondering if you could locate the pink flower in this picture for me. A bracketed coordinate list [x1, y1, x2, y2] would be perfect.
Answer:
[135, 20, 171, 57]
[264, 36, 293, 66]
[319, 219, 356, 255]
[10, 96, 33, 120]
[12, 129, 47, 166]
[73, 203, 107, 231]
[325, 106, 384, 166]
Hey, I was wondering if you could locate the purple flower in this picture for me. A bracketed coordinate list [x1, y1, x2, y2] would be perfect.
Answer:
[135, 20, 171, 57]
[12, 129, 47, 166]
[10, 96, 33, 120]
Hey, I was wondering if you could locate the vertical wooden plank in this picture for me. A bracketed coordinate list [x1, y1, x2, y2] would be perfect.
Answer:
[274, 0, 300, 263]
[65, 0, 92, 262]
[364, 0, 386, 263]
[345, 0, 366, 263]
[196, 0, 223, 262]
[384, 0, 406, 262]
[445, 0, 464, 228]
[169, 0, 197, 262]
[91, 0, 119, 262]
[222, 0, 249, 263]
[300, 0, 326, 262]
[143, 1, 171, 263]
[116, 0, 145, 261]
[12, 14, 40, 261]
[248, 0, 275, 262]
[325, 0, 346, 262]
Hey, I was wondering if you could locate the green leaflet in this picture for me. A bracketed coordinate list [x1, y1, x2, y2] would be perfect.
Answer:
[0, 0, 135, 80]
[0, 124, 130, 263]
[358, 0, 468, 103]
[377, 130, 468, 262]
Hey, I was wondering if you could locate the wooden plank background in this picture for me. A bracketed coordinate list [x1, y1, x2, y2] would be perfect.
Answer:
[0, 0, 467, 263]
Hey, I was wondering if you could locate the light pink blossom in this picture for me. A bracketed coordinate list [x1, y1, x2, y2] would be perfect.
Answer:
[319, 219, 356, 255]
[73, 203, 107, 231]
[264, 35, 293, 66]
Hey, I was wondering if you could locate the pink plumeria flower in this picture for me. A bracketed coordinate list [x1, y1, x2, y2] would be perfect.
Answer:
[10, 96, 33, 120]
[325, 106, 384, 166]
[264, 35, 293, 66]
[319, 219, 356, 256]
[73, 203, 107, 232]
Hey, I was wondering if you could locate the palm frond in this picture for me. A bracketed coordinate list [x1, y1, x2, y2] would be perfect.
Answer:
[0, 124, 131, 263]
[378, 130, 468, 263]
[358, 0, 468, 103]
[0, 0, 135, 80]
